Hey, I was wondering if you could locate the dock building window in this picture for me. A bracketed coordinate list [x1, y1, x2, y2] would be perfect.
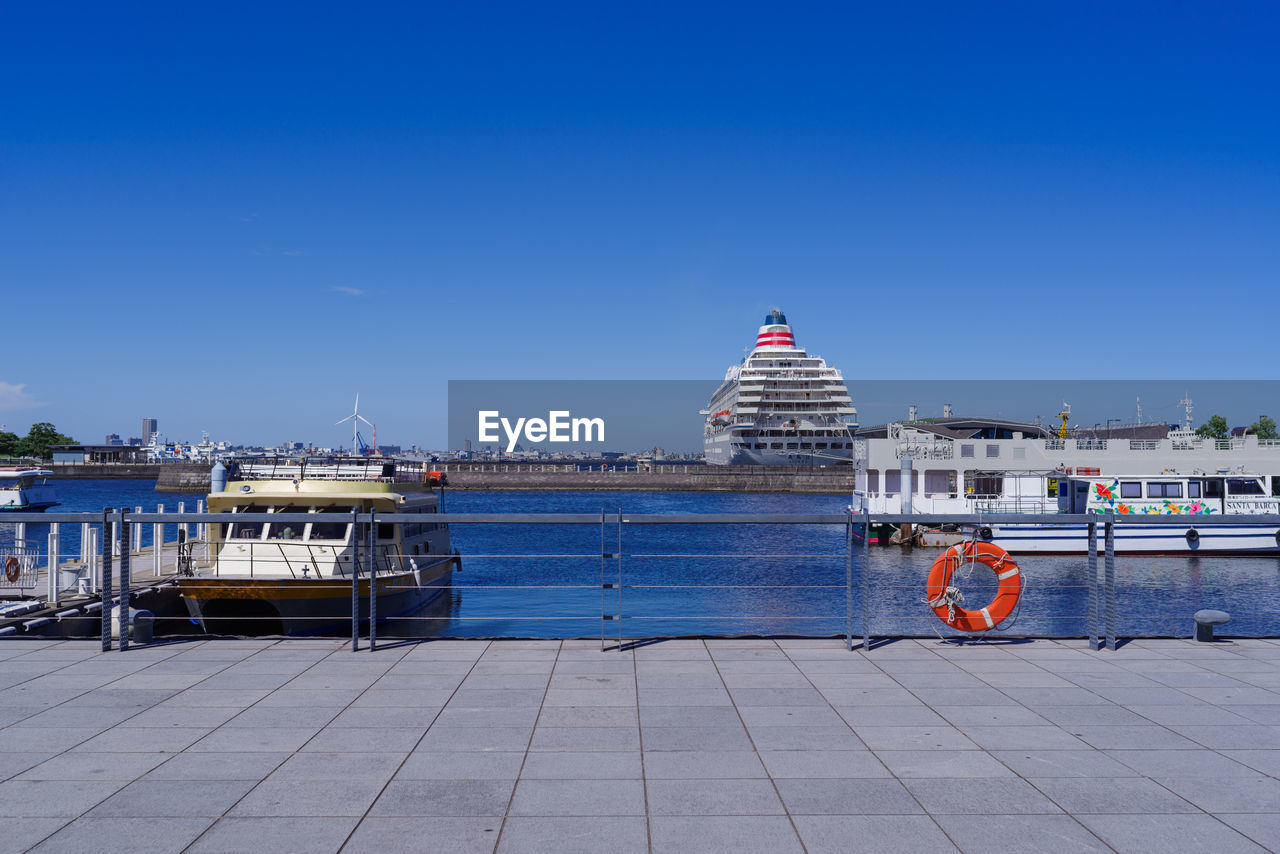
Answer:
[986, 444, 1000, 458]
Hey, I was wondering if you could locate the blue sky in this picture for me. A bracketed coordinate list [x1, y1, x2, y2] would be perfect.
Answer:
[3, 3, 1278, 449]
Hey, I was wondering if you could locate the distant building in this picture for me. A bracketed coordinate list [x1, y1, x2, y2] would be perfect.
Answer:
[104, 433, 122, 446]
[141, 418, 158, 445]
[51, 445, 149, 464]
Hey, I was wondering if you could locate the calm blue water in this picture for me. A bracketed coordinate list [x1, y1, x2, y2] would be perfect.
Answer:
[8, 482, 1280, 638]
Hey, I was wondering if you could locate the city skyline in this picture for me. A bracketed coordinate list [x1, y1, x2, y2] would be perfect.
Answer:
[3, 4, 1278, 447]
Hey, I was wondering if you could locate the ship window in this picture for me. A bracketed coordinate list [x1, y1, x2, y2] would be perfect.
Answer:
[1148, 482, 1182, 499]
[1203, 479, 1224, 498]
[754, 443, 765, 449]
[986, 444, 1000, 458]
[378, 523, 396, 539]
[229, 505, 268, 539]
[961, 445, 974, 458]
[786, 443, 799, 449]
[268, 506, 307, 540]
[815, 443, 827, 449]
[1273, 477, 1280, 497]
[308, 506, 352, 540]
[1189, 482, 1201, 499]
[771, 443, 782, 449]
[1228, 478, 1265, 496]
[1120, 482, 1142, 498]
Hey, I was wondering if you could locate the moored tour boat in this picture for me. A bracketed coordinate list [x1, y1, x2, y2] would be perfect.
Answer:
[0, 468, 58, 512]
[179, 457, 458, 635]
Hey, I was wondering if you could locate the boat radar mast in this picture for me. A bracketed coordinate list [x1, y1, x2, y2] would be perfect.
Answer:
[1056, 403, 1072, 439]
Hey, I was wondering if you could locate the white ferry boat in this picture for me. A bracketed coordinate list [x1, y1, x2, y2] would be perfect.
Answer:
[703, 309, 857, 465]
[179, 457, 457, 635]
[977, 473, 1280, 555]
[0, 468, 58, 513]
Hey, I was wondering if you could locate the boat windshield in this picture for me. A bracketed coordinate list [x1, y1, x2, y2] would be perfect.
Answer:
[229, 505, 268, 539]
[268, 506, 308, 540]
[308, 506, 353, 541]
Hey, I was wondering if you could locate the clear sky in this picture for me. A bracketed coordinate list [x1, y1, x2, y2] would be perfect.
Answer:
[3, 3, 1278, 449]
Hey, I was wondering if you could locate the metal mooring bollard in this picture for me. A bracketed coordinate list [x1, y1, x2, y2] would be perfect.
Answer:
[1193, 609, 1230, 642]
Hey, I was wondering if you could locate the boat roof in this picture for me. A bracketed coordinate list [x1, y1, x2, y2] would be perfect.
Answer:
[0, 468, 53, 477]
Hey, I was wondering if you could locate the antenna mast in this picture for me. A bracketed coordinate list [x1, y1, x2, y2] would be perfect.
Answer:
[1180, 393, 1194, 431]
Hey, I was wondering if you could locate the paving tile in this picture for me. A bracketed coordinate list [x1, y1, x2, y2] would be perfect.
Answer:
[736, 706, 846, 727]
[745, 725, 865, 751]
[0, 752, 56, 781]
[1078, 813, 1266, 853]
[1220, 749, 1280, 776]
[141, 752, 289, 781]
[932, 813, 1109, 854]
[1168, 724, 1280, 750]
[637, 706, 741, 727]
[418, 726, 532, 752]
[509, 779, 646, 816]
[1156, 776, 1280, 814]
[186, 816, 359, 854]
[230, 779, 383, 816]
[961, 724, 1089, 750]
[646, 778, 783, 815]
[1107, 749, 1260, 778]
[793, 814, 958, 854]
[434, 706, 542, 728]
[875, 750, 1014, 778]
[1032, 777, 1197, 813]
[649, 815, 803, 854]
[758, 749, 890, 779]
[775, 778, 923, 815]
[1216, 814, 1280, 853]
[903, 777, 1063, 814]
[302, 726, 425, 753]
[0, 779, 126, 817]
[17, 751, 169, 781]
[30, 816, 214, 854]
[518, 751, 641, 779]
[398, 751, 526, 780]
[1071, 724, 1201, 750]
[527, 727, 637, 752]
[0, 817, 74, 854]
[268, 751, 403, 781]
[370, 780, 516, 817]
[833, 705, 947, 726]
[642, 750, 766, 779]
[188, 726, 319, 753]
[852, 726, 977, 750]
[932, 704, 1050, 726]
[640, 726, 749, 752]
[88, 780, 255, 817]
[345, 817, 500, 854]
[0, 727, 101, 752]
[496, 816, 648, 854]
[991, 749, 1140, 778]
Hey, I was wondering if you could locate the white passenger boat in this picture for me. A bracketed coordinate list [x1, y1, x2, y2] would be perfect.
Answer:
[979, 473, 1280, 555]
[703, 309, 858, 465]
[0, 468, 58, 512]
[179, 457, 457, 635]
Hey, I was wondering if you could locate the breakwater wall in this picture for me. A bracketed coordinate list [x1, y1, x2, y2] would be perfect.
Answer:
[436, 463, 854, 493]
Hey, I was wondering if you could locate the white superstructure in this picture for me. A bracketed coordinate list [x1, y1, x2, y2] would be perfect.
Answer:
[0, 468, 57, 513]
[703, 309, 857, 465]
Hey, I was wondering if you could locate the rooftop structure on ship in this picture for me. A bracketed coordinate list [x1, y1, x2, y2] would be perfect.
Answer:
[703, 309, 857, 465]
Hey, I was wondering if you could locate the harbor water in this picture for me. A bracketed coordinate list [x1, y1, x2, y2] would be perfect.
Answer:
[6, 482, 1280, 639]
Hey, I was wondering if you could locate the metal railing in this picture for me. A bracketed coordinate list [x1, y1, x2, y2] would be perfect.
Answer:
[0, 509, 1278, 652]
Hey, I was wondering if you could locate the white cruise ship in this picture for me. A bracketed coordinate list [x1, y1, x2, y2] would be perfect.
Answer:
[703, 309, 857, 465]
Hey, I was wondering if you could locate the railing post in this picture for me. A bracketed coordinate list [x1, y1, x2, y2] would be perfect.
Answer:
[845, 516, 853, 652]
[368, 510, 377, 652]
[1087, 521, 1100, 651]
[154, 504, 164, 576]
[47, 524, 59, 606]
[600, 510, 607, 652]
[1104, 514, 1116, 651]
[119, 511, 131, 652]
[616, 509, 623, 651]
[861, 507, 871, 651]
[101, 509, 113, 652]
[350, 510, 359, 652]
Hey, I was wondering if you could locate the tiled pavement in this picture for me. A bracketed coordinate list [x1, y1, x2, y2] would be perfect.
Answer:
[0, 637, 1277, 852]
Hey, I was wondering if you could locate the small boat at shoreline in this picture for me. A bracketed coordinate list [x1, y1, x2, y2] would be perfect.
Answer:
[179, 456, 458, 635]
[0, 468, 58, 512]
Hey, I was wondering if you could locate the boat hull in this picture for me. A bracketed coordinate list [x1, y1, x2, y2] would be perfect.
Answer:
[179, 557, 455, 636]
[983, 523, 1280, 555]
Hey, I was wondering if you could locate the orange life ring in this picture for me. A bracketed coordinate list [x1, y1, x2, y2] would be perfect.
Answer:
[3, 556, 19, 583]
[926, 541, 1021, 632]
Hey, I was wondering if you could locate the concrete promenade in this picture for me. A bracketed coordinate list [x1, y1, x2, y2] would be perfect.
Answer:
[0, 638, 1277, 853]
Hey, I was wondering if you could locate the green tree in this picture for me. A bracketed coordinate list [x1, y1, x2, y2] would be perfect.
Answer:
[16, 423, 76, 459]
[0, 431, 19, 457]
[1195, 414, 1229, 441]
[1252, 415, 1278, 440]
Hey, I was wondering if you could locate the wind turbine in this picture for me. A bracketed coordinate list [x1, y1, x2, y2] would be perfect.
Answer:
[336, 395, 376, 454]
